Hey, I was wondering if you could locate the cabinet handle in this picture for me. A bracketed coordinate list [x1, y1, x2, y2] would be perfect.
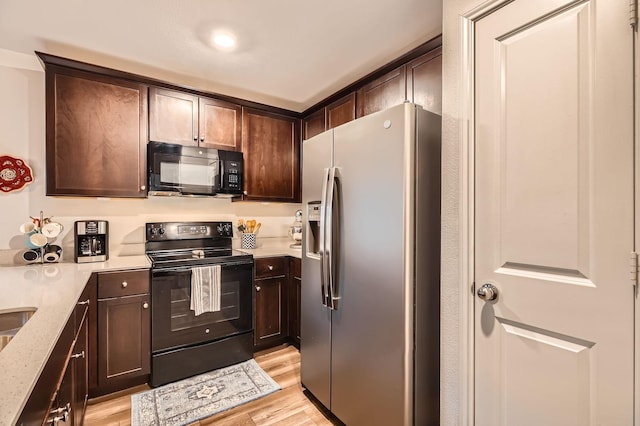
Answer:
[268, 265, 274, 271]
[255, 285, 261, 292]
[121, 281, 128, 288]
[77, 299, 90, 306]
[143, 302, 149, 309]
[48, 403, 71, 424]
[140, 185, 146, 191]
[71, 350, 85, 359]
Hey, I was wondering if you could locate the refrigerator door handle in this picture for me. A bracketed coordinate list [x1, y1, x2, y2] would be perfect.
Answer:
[327, 167, 340, 310]
[319, 167, 331, 307]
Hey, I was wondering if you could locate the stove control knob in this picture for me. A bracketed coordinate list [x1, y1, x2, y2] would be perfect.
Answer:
[158, 228, 166, 235]
[216, 224, 223, 235]
[150, 227, 158, 235]
[224, 223, 232, 235]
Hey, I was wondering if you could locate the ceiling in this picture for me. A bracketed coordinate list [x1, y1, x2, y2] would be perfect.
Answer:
[0, 0, 442, 112]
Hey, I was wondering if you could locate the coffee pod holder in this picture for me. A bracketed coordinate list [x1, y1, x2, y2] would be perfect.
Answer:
[21, 210, 63, 264]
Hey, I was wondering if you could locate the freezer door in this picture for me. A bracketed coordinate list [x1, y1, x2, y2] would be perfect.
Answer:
[300, 129, 333, 409]
[330, 103, 414, 425]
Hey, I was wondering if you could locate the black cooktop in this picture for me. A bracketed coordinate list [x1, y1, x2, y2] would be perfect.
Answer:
[145, 221, 253, 268]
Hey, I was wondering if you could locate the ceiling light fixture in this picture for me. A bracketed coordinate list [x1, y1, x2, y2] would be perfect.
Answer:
[211, 31, 237, 51]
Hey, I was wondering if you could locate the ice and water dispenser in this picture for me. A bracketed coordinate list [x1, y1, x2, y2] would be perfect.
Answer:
[306, 202, 321, 256]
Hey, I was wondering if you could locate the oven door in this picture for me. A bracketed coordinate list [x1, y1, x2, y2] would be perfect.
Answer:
[151, 260, 253, 352]
[148, 141, 221, 195]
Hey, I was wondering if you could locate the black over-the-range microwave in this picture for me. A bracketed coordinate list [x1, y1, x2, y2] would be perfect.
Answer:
[147, 141, 244, 197]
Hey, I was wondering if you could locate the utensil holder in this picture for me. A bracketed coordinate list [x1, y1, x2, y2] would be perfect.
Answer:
[241, 233, 256, 249]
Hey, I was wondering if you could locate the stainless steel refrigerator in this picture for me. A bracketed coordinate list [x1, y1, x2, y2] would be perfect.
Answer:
[301, 103, 441, 426]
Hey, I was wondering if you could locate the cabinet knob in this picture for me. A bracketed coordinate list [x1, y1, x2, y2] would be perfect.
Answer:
[121, 281, 128, 288]
[256, 285, 261, 292]
[140, 185, 146, 191]
[143, 302, 149, 309]
[194, 137, 198, 141]
[71, 350, 85, 359]
[268, 265, 274, 271]
[200, 137, 204, 142]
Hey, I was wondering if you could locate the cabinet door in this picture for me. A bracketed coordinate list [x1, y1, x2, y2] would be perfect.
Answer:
[407, 47, 442, 115]
[303, 108, 326, 140]
[73, 310, 88, 426]
[289, 257, 301, 345]
[46, 67, 148, 197]
[242, 108, 300, 202]
[148, 87, 198, 146]
[199, 97, 242, 151]
[327, 92, 356, 129]
[254, 277, 288, 349]
[97, 294, 150, 392]
[356, 64, 407, 118]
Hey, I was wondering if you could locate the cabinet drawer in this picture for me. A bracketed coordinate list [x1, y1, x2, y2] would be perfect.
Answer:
[98, 270, 149, 299]
[255, 257, 287, 279]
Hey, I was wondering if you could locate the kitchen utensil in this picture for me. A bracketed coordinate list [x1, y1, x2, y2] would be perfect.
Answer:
[21, 249, 40, 263]
[27, 232, 47, 249]
[42, 222, 64, 238]
[253, 223, 262, 234]
[19, 222, 36, 234]
[43, 244, 62, 263]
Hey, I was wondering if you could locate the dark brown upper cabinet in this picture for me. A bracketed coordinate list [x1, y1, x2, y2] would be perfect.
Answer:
[45, 66, 148, 197]
[407, 47, 442, 115]
[302, 92, 356, 140]
[327, 92, 356, 129]
[242, 108, 300, 202]
[149, 87, 242, 151]
[357, 64, 407, 118]
[303, 108, 326, 140]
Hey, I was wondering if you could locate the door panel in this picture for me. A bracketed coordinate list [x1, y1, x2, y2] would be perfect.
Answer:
[300, 130, 333, 408]
[475, 0, 633, 425]
[331, 104, 409, 425]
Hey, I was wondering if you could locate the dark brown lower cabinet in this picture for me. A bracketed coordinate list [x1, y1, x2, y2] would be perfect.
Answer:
[18, 286, 91, 426]
[94, 270, 150, 396]
[255, 275, 288, 349]
[253, 256, 302, 351]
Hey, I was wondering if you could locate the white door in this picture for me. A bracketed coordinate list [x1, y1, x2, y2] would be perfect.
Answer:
[474, 0, 634, 425]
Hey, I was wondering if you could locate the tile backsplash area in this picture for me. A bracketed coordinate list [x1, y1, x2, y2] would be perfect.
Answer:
[1, 195, 301, 264]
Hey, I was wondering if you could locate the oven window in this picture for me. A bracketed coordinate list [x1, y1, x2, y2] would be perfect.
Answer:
[160, 160, 218, 186]
[169, 280, 240, 332]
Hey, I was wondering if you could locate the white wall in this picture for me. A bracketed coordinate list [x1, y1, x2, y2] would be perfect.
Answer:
[0, 49, 300, 262]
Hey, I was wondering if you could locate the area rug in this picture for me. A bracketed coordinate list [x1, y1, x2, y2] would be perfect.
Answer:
[131, 359, 280, 426]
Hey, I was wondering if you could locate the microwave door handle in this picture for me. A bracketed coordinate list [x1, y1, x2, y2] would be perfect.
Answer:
[319, 167, 331, 307]
[220, 159, 224, 189]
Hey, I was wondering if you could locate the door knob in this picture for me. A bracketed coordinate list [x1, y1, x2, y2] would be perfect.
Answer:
[477, 283, 498, 301]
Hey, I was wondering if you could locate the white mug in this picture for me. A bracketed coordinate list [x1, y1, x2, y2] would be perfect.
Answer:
[19, 222, 36, 234]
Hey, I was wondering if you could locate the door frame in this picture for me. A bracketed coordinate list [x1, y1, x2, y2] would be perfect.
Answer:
[456, 0, 638, 424]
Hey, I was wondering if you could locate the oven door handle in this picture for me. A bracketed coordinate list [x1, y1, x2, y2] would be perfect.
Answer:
[151, 260, 253, 273]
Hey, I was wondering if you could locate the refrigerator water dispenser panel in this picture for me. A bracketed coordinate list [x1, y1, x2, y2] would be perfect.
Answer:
[306, 202, 321, 256]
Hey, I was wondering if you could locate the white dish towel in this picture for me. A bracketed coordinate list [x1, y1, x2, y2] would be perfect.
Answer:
[190, 265, 221, 316]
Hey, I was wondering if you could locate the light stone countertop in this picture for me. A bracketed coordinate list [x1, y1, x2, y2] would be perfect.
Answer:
[235, 237, 302, 259]
[0, 239, 299, 425]
[0, 255, 150, 426]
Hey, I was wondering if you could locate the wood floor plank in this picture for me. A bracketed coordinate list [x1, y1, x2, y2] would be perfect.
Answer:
[84, 345, 336, 426]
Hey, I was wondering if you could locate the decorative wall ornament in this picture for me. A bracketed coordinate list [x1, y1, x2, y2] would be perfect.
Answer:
[0, 155, 33, 193]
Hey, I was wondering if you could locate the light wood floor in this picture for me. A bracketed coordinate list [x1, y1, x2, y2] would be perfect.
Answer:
[84, 345, 336, 425]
